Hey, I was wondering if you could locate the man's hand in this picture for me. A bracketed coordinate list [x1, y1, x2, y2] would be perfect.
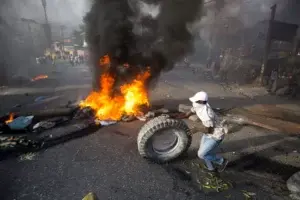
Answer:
[175, 112, 189, 119]
[173, 111, 193, 119]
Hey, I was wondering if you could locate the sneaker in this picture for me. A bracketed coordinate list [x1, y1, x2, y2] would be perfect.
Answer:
[217, 159, 229, 172]
[202, 166, 218, 174]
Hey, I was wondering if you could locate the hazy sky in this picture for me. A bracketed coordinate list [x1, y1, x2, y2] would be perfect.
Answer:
[10, 0, 90, 27]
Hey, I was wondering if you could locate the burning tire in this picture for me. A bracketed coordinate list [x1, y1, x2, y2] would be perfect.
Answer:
[137, 116, 192, 163]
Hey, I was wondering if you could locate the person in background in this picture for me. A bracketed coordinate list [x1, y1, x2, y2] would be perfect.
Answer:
[268, 68, 278, 92]
[51, 54, 56, 66]
[36, 57, 40, 65]
[288, 70, 299, 98]
[183, 91, 229, 172]
[69, 54, 74, 66]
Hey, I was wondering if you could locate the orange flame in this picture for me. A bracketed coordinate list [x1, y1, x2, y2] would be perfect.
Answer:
[5, 113, 14, 124]
[80, 56, 151, 120]
[31, 75, 48, 82]
[99, 55, 110, 65]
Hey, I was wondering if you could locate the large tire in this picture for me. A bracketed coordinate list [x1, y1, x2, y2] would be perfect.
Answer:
[137, 116, 192, 163]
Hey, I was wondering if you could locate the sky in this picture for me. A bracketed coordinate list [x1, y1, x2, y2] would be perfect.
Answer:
[9, 0, 90, 27]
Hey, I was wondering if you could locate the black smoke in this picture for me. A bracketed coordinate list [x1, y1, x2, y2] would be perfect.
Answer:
[84, 0, 203, 89]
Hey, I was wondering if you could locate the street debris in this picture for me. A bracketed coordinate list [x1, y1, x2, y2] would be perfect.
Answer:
[82, 192, 98, 200]
[145, 111, 155, 118]
[1, 99, 300, 162]
[32, 116, 69, 132]
[197, 173, 232, 193]
[290, 193, 300, 200]
[136, 115, 147, 121]
[31, 74, 48, 82]
[0, 141, 17, 149]
[121, 115, 136, 122]
[19, 152, 38, 161]
[95, 120, 117, 126]
[33, 121, 56, 130]
[287, 171, 300, 195]
[7, 116, 34, 130]
[73, 107, 94, 120]
[242, 190, 256, 200]
[189, 162, 233, 193]
[0, 136, 41, 150]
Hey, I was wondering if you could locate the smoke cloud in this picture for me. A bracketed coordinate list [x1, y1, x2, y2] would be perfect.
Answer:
[84, 0, 203, 89]
[196, 0, 288, 47]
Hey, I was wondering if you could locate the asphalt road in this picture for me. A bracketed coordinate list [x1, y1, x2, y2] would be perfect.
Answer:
[0, 63, 297, 200]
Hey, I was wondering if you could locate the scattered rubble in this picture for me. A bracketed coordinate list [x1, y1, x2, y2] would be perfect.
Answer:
[290, 193, 300, 200]
[94, 120, 117, 126]
[242, 190, 256, 199]
[136, 115, 147, 121]
[82, 192, 98, 200]
[1, 101, 299, 155]
[287, 171, 300, 196]
[7, 116, 34, 130]
[73, 107, 94, 120]
[189, 162, 233, 193]
[145, 111, 155, 118]
[121, 115, 136, 122]
[19, 152, 38, 161]
[0, 136, 41, 150]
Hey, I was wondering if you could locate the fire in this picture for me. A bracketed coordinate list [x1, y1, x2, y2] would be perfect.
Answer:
[80, 56, 151, 121]
[5, 113, 14, 124]
[99, 55, 110, 65]
[31, 74, 48, 82]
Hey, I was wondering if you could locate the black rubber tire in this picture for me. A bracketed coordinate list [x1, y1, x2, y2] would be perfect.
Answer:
[137, 115, 192, 163]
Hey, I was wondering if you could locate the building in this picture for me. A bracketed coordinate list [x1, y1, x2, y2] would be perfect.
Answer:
[50, 36, 88, 57]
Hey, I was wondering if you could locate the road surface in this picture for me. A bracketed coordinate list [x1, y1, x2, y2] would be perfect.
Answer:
[0, 62, 299, 200]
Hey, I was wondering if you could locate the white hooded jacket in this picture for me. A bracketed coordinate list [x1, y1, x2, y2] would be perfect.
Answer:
[191, 103, 227, 140]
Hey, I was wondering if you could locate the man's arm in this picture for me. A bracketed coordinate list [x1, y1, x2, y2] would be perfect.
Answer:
[202, 118, 215, 134]
[177, 107, 195, 119]
[185, 111, 194, 118]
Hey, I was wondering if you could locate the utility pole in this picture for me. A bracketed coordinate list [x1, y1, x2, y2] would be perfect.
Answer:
[259, 4, 277, 85]
[207, 0, 224, 67]
[60, 25, 66, 51]
[41, 0, 52, 48]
